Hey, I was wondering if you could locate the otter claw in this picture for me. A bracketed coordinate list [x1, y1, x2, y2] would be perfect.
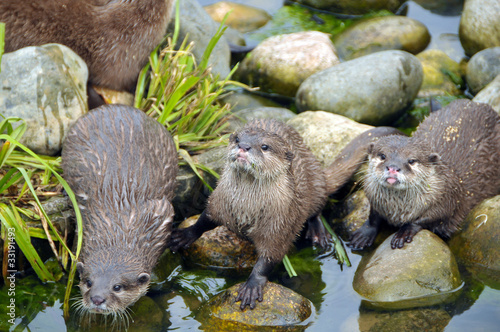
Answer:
[390, 224, 422, 249]
[235, 281, 263, 310]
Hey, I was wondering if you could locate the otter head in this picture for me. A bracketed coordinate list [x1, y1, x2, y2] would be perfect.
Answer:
[75, 259, 150, 316]
[227, 127, 293, 180]
[367, 136, 441, 190]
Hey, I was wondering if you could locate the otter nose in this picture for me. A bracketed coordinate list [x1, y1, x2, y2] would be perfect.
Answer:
[238, 143, 251, 151]
[91, 296, 105, 306]
[386, 165, 400, 174]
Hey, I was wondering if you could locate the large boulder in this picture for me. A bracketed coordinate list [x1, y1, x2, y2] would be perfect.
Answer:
[459, 0, 500, 56]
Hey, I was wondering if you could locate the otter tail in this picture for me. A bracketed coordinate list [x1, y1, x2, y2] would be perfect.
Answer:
[324, 127, 406, 195]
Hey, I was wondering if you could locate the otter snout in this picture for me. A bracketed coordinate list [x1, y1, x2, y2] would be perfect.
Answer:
[91, 296, 105, 306]
[238, 143, 251, 151]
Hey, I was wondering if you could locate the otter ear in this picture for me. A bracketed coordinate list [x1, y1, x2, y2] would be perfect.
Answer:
[367, 142, 375, 154]
[285, 151, 294, 162]
[76, 262, 85, 275]
[137, 273, 150, 285]
[428, 153, 440, 163]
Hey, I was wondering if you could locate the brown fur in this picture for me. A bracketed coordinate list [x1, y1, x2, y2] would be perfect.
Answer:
[362, 99, 500, 245]
[0, 0, 173, 91]
[62, 104, 178, 315]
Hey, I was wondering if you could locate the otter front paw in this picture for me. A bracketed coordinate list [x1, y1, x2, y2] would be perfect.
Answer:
[391, 224, 422, 249]
[306, 215, 332, 250]
[349, 222, 378, 250]
[235, 277, 266, 310]
[168, 227, 197, 253]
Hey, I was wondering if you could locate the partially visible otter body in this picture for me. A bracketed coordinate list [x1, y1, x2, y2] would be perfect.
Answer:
[350, 100, 500, 250]
[62, 105, 178, 316]
[169, 119, 402, 309]
[0, 0, 173, 92]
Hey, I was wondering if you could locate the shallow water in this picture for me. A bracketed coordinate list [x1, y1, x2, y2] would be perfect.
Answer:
[2, 1, 499, 331]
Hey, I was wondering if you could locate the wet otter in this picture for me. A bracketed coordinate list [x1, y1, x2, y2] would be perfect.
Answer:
[169, 119, 402, 309]
[62, 104, 178, 316]
[0, 0, 173, 92]
[350, 99, 500, 250]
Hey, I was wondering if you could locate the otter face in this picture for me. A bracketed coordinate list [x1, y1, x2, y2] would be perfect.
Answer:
[227, 128, 292, 179]
[75, 262, 150, 316]
[367, 137, 440, 190]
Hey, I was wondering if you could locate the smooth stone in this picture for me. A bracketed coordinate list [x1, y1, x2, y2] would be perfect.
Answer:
[334, 16, 430, 60]
[198, 282, 312, 329]
[220, 91, 282, 113]
[417, 49, 463, 97]
[227, 106, 296, 131]
[0, 44, 88, 156]
[175, 215, 258, 272]
[204, 1, 271, 33]
[236, 31, 340, 97]
[291, 0, 405, 15]
[459, 0, 500, 56]
[287, 111, 372, 166]
[449, 195, 500, 287]
[93, 86, 134, 106]
[296, 50, 423, 126]
[473, 74, 500, 114]
[169, 0, 230, 78]
[412, 0, 464, 16]
[466, 47, 500, 94]
[353, 230, 462, 309]
[331, 190, 370, 236]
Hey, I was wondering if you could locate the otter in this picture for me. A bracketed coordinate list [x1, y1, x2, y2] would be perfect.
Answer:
[169, 119, 402, 309]
[350, 99, 500, 250]
[62, 104, 178, 316]
[0, 0, 173, 93]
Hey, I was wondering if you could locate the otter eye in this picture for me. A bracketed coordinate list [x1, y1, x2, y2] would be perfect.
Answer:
[379, 153, 386, 160]
[408, 159, 417, 165]
[113, 285, 122, 292]
[86, 280, 92, 288]
[261, 144, 269, 151]
[234, 136, 239, 144]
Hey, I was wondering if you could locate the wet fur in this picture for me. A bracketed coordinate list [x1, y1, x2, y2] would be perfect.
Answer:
[62, 105, 178, 314]
[362, 99, 500, 244]
[0, 0, 173, 91]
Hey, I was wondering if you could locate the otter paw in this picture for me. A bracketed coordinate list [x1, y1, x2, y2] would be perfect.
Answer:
[235, 280, 264, 310]
[391, 224, 422, 249]
[348, 224, 377, 250]
[306, 216, 332, 250]
[168, 228, 197, 252]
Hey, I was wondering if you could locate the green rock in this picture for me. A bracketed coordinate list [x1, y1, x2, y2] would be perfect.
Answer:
[334, 16, 430, 60]
[417, 49, 463, 97]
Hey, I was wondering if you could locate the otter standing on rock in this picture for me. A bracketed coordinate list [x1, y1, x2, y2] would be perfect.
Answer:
[350, 99, 500, 250]
[169, 119, 402, 309]
[62, 104, 178, 316]
[0, 0, 173, 92]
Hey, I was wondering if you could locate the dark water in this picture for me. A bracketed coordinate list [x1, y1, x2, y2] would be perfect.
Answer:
[2, 1, 499, 331]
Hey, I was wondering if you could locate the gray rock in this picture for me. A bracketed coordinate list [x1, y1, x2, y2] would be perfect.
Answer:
[227, 106, 296, 131]
[236, 31, 340, 97]
[466, 47, 500, 94]
[292, 0, 405, 15]
[221, 91, 282, 113]
[204, 1, 271, 33]
[287, 111, 372, 166]
[334, 16, 430, 61]
[169, 0, 230, 78]
[459, 0, 500, 56]
[296, 50, 423, 126]
[449, 195, 500, 286]
[198, 282, 312, 329]
[353, 230, 462, 309]
[0, 44, 88, 156]
[473, 74, 500, 113]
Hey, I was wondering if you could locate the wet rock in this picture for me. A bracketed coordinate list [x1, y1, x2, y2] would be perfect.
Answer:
[332, 190, 370, 236]
[417, 49, 463, 97]
[473, 74, 500, 114]
[221, 91, 283, 113]
[93, 86, 134, 106]
[459, 0, 500, 57]
[198, 282, 312, 330]
[204, 1, 271, 33]
[291, 0, 405, 15]
[127, 296, 165, 332]
[236, 31, 340, 97]
[412, 0, 464, 16]
[175, 215, 258, 272]
[334, 16, 430, 60]
[353, 230, 462, 309]
[296, 50, 423, 126]
[466, 47, 500, 94]
[287, 111, 372, 166]
[449, 195, 500, 286]
[0, 44, 88, 155]
[169, 0, 230, 78]
[150, 250, 183, 292]
[357, 306, 452, 332]
[227, 107, 296, 131]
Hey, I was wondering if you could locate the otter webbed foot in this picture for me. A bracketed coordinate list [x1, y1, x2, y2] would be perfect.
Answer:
[236, 257, 275, 310]
[391, 224, 422, 249]
[349, 222, 378, 250]
[168, 210, 218, 253]
[306, 215, 331, 250]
